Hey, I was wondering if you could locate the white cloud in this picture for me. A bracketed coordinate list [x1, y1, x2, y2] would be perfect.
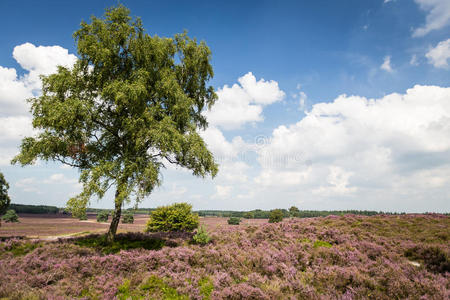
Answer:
[252, 85, 450, 210]
[410, 54, 419, 66]
[12, 43, 77, 90]
[426, 38, 450, 69]
[0, 43, 77, 166]
[380, 56, 393, 72]
[413, 0, 450, 37]
[312, 166, 357, 196]
[205, 72, 285, 130]
[213, 185, 233, 199]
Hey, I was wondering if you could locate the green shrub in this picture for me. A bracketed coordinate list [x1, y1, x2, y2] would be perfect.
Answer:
[193, 226, 211, 245]
[145, 203, 199, 232]
[97, 211, 109, 222]
[79, 213, 88, 220]
[2, 209, 19, 223]
[122, 212, 134, 224]
[314, 240, 333, 248]
[268, 209, 283, 223]
[243, 211, 254, 219]
[289, 206, 300, 218]
[227, 217, 241, 225]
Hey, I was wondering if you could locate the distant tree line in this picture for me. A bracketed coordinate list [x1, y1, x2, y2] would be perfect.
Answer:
[9, 204, 59, 214]
[8, 203, 449, 217]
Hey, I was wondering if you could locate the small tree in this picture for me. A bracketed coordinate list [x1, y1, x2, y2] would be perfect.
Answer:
[243, 211, 254, 219]
[145, 203, 199, 232]
[289, 206, 300, 218]
[0, 172, 11, 227]
[227, 217, 241, 225]
[97, 211, 109, 222]
[122, 211, 134, 224]
[2, 209, 19, 223]
[269, 209, 283, 223]
[12, 5, 218, 243]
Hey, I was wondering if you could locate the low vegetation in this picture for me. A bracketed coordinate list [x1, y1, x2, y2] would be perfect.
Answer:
[122, 212, 134, 224]
[145, 203, 199, 233]
[268, 209, 284, 223]
[2, 210, 19, 223]
[96, 211, 109, 223]
[1, 214, 448, 299]
[227, 217, 241, 225]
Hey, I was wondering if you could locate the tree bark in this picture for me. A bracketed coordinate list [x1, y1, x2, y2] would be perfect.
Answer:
[106, 182, 124, 243]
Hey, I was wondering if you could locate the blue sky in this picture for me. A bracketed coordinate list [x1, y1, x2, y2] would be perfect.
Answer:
[0, 0, 449, 212]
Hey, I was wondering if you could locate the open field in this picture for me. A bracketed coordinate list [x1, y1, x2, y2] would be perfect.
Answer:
[0, 214, 449, 299]
[0, 214, 269, 239]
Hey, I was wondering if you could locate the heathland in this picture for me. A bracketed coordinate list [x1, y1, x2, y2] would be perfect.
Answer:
[0, 213, 449, 299]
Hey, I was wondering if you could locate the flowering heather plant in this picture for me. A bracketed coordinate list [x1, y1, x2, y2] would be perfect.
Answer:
[0, 214, 449, 299]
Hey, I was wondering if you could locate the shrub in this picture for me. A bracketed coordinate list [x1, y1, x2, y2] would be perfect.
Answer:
[97, 211, 109, 222]
[78, 212, 88, 220]
[227, 217, 241, 225]
[122, 212, 134, 224]
[2, 209, 19, 223]
[268, 209, 283, 223]
[193, 226, 211, 245]
[243, 211, 254, 219]
[145, 203, 199, 232]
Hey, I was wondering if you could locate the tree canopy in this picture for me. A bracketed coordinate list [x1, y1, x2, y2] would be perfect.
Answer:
[12, 5, 218, 241]
[0, 171, 11, 227]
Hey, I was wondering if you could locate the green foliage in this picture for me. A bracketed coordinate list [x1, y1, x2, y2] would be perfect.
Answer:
[140, 275, 189, 299]
[313, 240, 333, 248]
[11, 4, 218, 241]
[122, 211, 134, 224]
[227, 217, 241, 225]
[289, 206, 300, 217]
[96, 211, 109, 222]
[78, 212, 88, 220]
[2, 209, 19, 223]
[7, 241, 41, 257]
[145, 203, 199, 232]
[8, 203, 58, 214]
[243, 211, 254, 219]
[198, 277, 214, 299]
[0, 172, 11, 222]
[268, 209, 284, 223]
[193, 226, 211, 245]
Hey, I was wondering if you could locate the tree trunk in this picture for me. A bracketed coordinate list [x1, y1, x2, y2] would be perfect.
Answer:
[106, 183, 124, 243]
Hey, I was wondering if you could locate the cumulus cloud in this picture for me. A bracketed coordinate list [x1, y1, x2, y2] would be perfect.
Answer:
[0, 43, 77, 166]
[426, 38, 450, 69]
[205, 72, 285, 130]
[413, 0, 450, 37]
[251, 85, 450, 211]
[380, 56, 393, 72]
[12, 43, 77, 89]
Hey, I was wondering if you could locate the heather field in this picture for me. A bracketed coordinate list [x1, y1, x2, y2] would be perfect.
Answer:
[0, 214, 449, 299]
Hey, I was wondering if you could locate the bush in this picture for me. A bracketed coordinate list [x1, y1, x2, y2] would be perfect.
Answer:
[78, 212, 88, 220]
[122, 212, 134, 224]
[227, 217, 241, 225]
[268, 209, 283, 223]
[145, 203, 199, 232]
[2, 209, 19, 223]
[193, 226, 211, 245]
[96, 211, 109, 222]
[243, 211, 254, 219]
[289, 206, 300, 218]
